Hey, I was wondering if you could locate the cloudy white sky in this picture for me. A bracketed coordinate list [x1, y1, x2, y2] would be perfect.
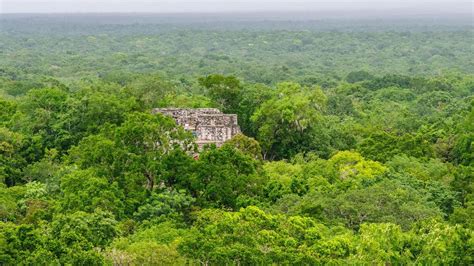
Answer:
[1, 0, 472, 14]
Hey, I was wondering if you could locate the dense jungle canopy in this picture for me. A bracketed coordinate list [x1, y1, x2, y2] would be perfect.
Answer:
[0, 14, 473, 264]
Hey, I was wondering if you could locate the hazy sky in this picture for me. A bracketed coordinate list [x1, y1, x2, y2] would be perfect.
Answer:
[1, 0, 472, 14]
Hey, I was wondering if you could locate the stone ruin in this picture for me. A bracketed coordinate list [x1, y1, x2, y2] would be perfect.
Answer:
[152, 108, 241, 148]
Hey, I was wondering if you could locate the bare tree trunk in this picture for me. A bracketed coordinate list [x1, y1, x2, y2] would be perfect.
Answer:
[145, 171, 154, 190]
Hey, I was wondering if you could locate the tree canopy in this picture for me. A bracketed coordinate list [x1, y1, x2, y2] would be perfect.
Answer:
[0, 15, 472, 265]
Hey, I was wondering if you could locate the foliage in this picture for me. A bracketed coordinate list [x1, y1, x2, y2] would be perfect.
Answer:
[133, 189, 195, 223]
[0, 16, 472, 265]
[251, 82, 327, 159]
[193, 145, 265, 209]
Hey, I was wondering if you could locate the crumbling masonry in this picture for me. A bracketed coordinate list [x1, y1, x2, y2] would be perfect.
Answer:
[152, 108, 241, 148]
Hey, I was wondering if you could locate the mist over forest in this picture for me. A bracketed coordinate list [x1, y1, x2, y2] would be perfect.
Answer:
[0, 10, 473, 265]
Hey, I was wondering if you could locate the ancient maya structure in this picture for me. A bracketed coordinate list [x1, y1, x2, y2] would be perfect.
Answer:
[152, 108, 241, 148]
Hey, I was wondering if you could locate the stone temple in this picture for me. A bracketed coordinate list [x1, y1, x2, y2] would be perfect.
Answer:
[152, 108, 241, 148]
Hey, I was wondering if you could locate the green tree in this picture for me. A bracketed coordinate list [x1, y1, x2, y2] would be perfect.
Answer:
[294, 180, 442, 230]
[179, 206, 355, 264]
[12, 87, 70, 151]
[59, 169, 124, 217]
[351, 223, 412, 264]
[47, 210, 117, 264]
[114, 112, 194, 191]
[61, 86, 137, 145]
[346, 70, 374, 83]
[133, 189, 195, 223]
[0, 128, 26, 186]
[223, 133, 263, 160]
[199, 74, 242, 113]
[251, 82, 327, 159]
[236, 83, 275, 136]
[453, 100, 474, 166]
[0, 223, 49, 264]
[106, 222, 189, 265]
[194, 145, 264, 209]
[410, 220, 473, 264]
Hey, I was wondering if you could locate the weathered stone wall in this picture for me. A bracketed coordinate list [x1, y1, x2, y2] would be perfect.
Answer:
[152, 108, 241, 147]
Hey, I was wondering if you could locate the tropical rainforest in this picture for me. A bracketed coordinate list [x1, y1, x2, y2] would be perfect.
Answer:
[0, 14, 473, 265]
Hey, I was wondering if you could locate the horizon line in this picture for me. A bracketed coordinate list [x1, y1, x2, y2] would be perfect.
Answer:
[1, 10, 472, 16]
